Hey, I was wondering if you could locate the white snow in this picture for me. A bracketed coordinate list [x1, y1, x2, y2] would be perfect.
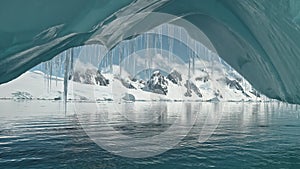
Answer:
[0, 61, 268, 102]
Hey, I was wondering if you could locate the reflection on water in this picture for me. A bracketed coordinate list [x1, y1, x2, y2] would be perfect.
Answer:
[76, 102, 199, 158]
[0, 101, 300, 168]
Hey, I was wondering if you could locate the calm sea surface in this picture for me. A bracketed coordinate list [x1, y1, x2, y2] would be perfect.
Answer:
[0, 101, 299, 169]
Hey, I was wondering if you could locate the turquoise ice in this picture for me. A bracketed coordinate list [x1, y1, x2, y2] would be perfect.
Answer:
[0, 0, 300, 103]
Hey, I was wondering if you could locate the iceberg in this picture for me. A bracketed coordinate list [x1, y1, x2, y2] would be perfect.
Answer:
[0, 0, 300, 103]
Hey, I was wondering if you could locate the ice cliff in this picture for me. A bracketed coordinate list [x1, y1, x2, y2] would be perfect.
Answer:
[0, 0, 300, 103]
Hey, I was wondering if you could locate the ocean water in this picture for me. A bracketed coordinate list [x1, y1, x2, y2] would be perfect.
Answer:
[0, 101, 299, 169]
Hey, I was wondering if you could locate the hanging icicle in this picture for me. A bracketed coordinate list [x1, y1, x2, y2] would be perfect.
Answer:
[69, 48, 74, 80]
[63, 50, 70, 106]
[209, 50, 214, 77]
[193, 39, 196, 74]
[119, 43, 123, 76]
[49, 60, 52, 92]
[168, 25, 174, 64]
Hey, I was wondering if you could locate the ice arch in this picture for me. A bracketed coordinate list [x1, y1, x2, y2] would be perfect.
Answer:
[0, 0, 300, 103]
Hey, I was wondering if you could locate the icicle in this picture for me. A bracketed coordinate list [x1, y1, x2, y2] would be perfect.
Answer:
[149, 34, 153, 71]
[94, 45, 96, 65]
[59, 53, 63, 83]
[133, 53, 135, 77]
[188, 58, 191, 80]
[64, 50, 70, 106]
[49, 60, 52, 91]
[133, 37, 138, 75]
[45, 61, 49, 93]
[119, 43, 123, 76]
[131, 40, 134, 75]
[55, 55, 59, 86]
[69, 48, 74, 80]
[144, 59, 148, 81]
[99, 46, 102, 65]
[42, 62, 45, 90]
[109, 51, 113, 73]
[48, 61, 50, 92]
[209, 50, 214, 77]
[110, 49, 115, 74]
[154, 31, 158, 57]
[129, 42, 132, 75]
[187, 37, 191, 75]
[126, 42, 129, 74]
[168, 25, 174, 64]
[160, 25, 163, 56]
[104, 48, 107, 70]
[168, 25, 171, 63]
[158, 32, 161, 55]
[89, 45, 92, 64]
[193, 40, 196, 74]
[144, 34, 150, 79]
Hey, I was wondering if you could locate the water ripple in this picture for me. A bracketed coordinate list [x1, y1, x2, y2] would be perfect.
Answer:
[0, 102, 299, 168]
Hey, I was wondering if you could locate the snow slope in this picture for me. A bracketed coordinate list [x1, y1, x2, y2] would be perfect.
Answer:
[0, 59, 266, 102]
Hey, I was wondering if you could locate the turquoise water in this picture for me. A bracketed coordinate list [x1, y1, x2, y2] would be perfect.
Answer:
[0, 101, 300, 169]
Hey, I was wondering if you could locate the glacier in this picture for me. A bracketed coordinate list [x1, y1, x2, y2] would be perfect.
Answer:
[0, 0, 300, 103]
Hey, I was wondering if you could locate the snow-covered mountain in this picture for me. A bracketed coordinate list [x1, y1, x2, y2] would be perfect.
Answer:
[106, 65, 263, 102]
[73, 68, 109, 86]
[0, 57, 266, 102]
[143, 71, 169, 95]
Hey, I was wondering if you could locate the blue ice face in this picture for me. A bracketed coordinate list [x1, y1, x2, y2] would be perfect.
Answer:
[1, 0, 300, 103]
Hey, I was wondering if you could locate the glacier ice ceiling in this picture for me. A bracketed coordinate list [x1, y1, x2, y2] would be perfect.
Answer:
[0, 0, 300, 103]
